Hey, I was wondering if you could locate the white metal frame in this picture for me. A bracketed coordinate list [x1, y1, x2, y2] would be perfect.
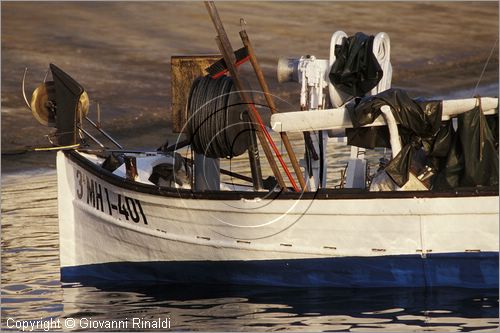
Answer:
[327, 31, 393, 188]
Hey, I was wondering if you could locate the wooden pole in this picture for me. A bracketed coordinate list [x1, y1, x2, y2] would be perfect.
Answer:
[239, 29, 307, 191]
[201, 5, 263, 191]
[205, 1, 293, 191]
[214, 36, 290, 191]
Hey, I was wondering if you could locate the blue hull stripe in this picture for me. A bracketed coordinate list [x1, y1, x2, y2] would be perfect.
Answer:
[61, 252, 499, 288]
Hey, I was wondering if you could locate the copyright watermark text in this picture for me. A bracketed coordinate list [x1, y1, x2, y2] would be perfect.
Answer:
[6, 317, 171, 331]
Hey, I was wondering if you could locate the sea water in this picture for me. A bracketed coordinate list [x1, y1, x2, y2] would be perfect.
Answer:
[2, 1, 499, 330]
[1, 165, 498, 332]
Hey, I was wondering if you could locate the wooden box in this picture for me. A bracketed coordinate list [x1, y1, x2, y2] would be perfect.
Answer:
[171, 55, 220, 133]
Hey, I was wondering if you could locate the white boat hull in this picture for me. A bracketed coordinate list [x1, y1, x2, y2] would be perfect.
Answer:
[57, 151, 499, 288]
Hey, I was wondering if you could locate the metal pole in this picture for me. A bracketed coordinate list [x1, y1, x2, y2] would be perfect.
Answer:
[85, 116, 123, 149]
[239, 29, 307, 191]
[77, 125, 105, 148]
[246, 118, 264, 190]
[184, 157, 254, 183]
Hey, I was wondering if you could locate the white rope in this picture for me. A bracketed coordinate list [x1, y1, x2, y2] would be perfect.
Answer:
[472, 37, 498, 97]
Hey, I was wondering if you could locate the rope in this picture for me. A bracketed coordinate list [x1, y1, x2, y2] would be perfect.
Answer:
[472, 37, 498, 97]
[187, 75, 250, 158]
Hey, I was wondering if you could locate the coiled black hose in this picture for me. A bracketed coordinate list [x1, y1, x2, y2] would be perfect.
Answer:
[187, 76, 251, 158]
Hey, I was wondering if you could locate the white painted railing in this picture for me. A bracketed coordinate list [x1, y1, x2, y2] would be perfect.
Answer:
[270, 97, 499, 135]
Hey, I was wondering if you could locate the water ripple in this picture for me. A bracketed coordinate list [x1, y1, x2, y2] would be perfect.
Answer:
[1, 170, 498, 331]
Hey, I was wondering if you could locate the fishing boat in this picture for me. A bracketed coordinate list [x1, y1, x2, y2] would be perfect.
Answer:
[23, 3, 498, 288]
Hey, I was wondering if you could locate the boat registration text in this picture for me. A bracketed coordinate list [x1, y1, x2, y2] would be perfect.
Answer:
[75, 169, 148, 225]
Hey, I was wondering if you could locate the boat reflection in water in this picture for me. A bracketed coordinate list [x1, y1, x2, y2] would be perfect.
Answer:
[61, 282, 499, 331]
[2, 171, 498, 331]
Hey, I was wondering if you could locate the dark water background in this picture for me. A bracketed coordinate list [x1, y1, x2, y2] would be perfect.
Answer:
[2, 2, 499, 331]
[2, 2, 499, 159]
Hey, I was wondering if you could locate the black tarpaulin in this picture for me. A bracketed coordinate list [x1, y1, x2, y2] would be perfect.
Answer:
[347, 89, 498, 189]
[348, 89, 442, 135]
[433, 106, 499, 189]
[347, 88, 442, 187]
[329, 32, 383, 97]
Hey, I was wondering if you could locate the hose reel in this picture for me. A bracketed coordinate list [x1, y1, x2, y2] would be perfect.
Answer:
[187, 75, 252, 158]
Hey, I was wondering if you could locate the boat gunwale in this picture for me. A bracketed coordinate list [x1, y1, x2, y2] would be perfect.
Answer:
[66, 150, 499, 201]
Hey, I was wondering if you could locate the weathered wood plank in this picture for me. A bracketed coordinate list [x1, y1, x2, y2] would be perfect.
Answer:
[171, 55, 220, 133]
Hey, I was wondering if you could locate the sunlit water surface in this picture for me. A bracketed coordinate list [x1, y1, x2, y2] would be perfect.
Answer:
[2, 167, 498, 331]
